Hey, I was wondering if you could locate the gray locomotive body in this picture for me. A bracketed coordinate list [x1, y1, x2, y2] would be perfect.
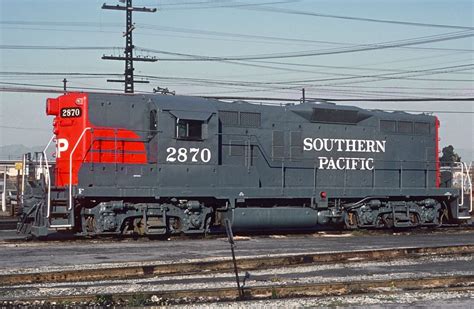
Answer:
[19, 93, 472, 237]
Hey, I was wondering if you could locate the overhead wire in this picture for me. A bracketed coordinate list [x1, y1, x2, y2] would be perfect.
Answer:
[154, 0, 300, 10]
[144, 30, 474, 61]
[1, 22, 472, 99]
[4, 64, 469, 99]
[1, 3, 472, 137]
[241, 5, 474, 30]
[2, 21, 473, 53]
[0, 45, 120, 51]
[3, 67, 471, 88]
[0, 85, 472, 107]
[0, 76, 470, 98]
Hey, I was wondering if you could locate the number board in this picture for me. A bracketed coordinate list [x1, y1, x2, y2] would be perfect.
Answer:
[166, 147, 211, 163]
[61, 107, 82, 118]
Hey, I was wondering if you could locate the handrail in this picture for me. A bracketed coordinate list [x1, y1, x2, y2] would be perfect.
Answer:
[69, 127, 91, 211]
[42, 135, 54, 218]
[459, 162, 465, 207]
[463, 162, 473, 212]
[455, 161, 472, 219]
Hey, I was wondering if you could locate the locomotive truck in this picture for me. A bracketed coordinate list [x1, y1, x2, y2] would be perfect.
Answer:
[17, 92, 472, 237]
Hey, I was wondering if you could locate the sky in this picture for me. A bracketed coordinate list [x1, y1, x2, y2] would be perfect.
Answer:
[0, 0, 473, 159]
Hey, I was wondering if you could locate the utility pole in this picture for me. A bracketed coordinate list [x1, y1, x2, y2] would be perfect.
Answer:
[102, 0, 157, 93]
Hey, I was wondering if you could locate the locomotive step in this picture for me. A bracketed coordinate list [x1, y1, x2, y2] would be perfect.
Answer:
[51, 187, 65, 191]
[49, 205, 69, 215]
[48, 218, 71, 226]
[393, 221, 414, 228]
[145, 227, 167, 235]
[50, 199, 68, 205]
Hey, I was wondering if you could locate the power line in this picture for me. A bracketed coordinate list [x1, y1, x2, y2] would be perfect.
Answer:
[3, 45, 471, 82]
[315, 98, 474, 102]
[0, 72, 121, 76]
[2, 21, 473, 54]
[203, 95, 474, 102]
[1, 63, 472, 98]
[256, 64, 474, 85]
[155, 0, 299, 11]
[0, 44, 451, 80]
[2, 71, 471, 101]
[145, 30, 474, 61]
[309, 87, 473, 98]
[243, 6, 474, 30]
[0, 45, 119, 50]
[6, 30, 468, 59]
[138, 63, 474, 87]
[0, 85, 472, 115]
[0, 82, 128, 93]
[4, 69, 470, 89]
[1, 84, 473, 104]
[132, 45, 474, 82]
[247, 58, 474, 76]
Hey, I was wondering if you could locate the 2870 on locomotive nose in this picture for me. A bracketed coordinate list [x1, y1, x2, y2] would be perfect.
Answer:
[17, 92, 472, 237]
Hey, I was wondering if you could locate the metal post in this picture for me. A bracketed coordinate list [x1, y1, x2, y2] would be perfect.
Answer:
[224, 218, 243, 299]
[1, 166, 6, 212]
[124, 0, 134, 93]
[102, 0, 157, 93]
[21, 154, 26, 208]
[16, 168, 20, 216]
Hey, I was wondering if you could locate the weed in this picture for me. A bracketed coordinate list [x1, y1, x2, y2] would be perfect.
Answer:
[270, 276, 282, 282]
[128, 293, 149, 306]
[271, 287, 279, 299]
[96, 294, 113, 306]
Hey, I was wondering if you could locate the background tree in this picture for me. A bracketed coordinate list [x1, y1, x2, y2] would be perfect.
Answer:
[439, 145, 461, 166]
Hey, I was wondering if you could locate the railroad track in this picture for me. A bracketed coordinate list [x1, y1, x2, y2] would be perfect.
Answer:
[2, 275, 473, 306]
[1, 244, 473, 306]
[1, 244, 473, 285]
[1, 224, 473, 245]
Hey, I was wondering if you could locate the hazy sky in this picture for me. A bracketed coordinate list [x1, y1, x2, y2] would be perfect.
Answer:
[0, 0, 473, 158]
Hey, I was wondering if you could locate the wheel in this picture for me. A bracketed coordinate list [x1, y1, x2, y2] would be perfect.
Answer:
[344, 211, 359, 230]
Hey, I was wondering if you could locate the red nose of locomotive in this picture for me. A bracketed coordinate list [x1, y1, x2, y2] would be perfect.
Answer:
[46, 93, 88, 187]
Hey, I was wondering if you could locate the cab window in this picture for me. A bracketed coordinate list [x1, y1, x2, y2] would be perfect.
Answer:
[176, 119, 203, 140]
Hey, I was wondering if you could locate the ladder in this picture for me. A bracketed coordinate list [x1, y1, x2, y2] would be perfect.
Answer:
[454, 162, 473, 220]
[40, 136, 74, 230]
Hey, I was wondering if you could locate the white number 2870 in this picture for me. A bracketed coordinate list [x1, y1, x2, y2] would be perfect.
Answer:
[166, 147, 211, 163]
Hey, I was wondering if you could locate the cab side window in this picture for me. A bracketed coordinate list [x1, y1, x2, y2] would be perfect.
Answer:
[176, 119, 203, 140]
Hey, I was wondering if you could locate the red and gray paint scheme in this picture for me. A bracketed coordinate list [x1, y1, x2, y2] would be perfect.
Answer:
[18, 92, 472, 237]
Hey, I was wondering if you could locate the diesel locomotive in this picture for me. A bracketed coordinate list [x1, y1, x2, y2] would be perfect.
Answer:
[17, 92, 472, 237]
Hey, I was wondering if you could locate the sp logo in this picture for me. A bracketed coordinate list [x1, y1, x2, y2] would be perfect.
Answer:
[56, 138, 69, 158]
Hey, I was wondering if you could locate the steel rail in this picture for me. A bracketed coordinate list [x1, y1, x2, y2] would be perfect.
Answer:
[1, 244, 473, 286]
[2, 274, 474, 304]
